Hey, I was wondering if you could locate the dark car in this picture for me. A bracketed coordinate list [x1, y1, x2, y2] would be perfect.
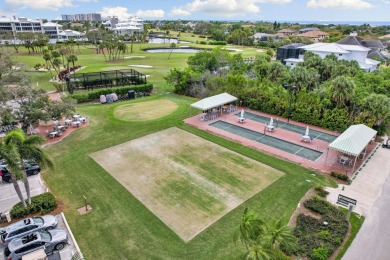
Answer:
[3, 229, 68, 260]
[1, 163, 40, 183]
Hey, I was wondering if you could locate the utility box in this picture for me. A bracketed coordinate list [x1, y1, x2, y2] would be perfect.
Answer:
[128, 90, 135, 99]
[4, 212, 11, 222]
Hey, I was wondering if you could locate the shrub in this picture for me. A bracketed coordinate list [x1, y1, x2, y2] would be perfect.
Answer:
[312, 247, 328, 260]
[199, 40, 207, 45]
[69, 84, 153, 103]
[330, 172, 349, 181]
[314, 185, 329, 198]
[10, 192, 57, 218]
[53, 82, 66, 92]
[209, 41, 227, 45]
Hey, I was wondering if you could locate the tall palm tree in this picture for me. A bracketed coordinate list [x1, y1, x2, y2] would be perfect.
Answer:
[67, 55, 78, 69]
[0, 140, 27, 207]
[4, 129, 54, 204]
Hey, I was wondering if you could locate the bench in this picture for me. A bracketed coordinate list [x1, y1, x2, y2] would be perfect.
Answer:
[337, 194, 357, 208]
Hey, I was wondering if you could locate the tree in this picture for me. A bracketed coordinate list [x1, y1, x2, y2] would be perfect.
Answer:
[0, 139, 27, 207]
[67, 54, 78, 69]
[234, 208, 296, 259]
[363, 94, 390, 125]
[168, 43, 176, 60]
[4, 129, 54, 204]
[328, 76, 356, 107]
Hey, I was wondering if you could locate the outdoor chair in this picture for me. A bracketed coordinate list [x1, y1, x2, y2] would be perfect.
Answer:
[45, 130, 50, 137]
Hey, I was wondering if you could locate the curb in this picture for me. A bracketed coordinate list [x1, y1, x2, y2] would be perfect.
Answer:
[61, 212, 83, 258]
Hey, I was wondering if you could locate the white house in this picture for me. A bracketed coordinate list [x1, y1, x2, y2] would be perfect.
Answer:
[57, 29, 87, 42]
[111, 16, 143, 36]
[285, 43, 380, 72]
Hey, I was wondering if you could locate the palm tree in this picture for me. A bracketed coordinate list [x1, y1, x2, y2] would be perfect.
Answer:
[234, 208, 263, 250]
[4, 129, 54, 204]
[168, 43, 176, 60]
[328, 75, 356, 107]
[263, 220, 297, 253]
[67, 55, 78, 69]
[0, 140, 27, 207]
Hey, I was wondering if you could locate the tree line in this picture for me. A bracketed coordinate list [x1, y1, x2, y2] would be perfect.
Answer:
[165, 48, 390, 133]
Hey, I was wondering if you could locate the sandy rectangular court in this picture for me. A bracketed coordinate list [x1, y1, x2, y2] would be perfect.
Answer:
[90, 127, 284, 241]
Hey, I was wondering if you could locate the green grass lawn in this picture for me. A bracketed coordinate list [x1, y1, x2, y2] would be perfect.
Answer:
[41, 92, 335, 259]
[10, 42, 336, 259]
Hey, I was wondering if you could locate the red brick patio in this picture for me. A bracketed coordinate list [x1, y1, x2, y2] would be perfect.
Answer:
[185, 108, 377, 177]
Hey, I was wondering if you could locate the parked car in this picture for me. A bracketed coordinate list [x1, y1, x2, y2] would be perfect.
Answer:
[1, 163, 41, 183]
[3, 229, 68, 260]
[0, 215, 57, 246]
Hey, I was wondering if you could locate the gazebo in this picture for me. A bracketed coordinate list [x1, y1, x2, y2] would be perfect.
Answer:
[325, 124, 377, 171]
[190, 93, 238, 116]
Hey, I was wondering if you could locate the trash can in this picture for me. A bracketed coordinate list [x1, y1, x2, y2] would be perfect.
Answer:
[128, 90, 135, 99]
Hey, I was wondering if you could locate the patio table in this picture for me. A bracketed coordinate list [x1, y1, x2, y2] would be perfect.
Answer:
[49, 131, 58, 139]
[72, 121, 81, 127]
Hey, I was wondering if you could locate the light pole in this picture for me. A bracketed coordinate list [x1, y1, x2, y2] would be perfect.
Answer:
[283, 85, 296, 123]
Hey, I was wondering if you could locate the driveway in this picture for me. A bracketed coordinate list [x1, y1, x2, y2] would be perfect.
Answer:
[342, 174, 390, 259]
[0, 174, 47, 213]
[326, 146, 390, 216]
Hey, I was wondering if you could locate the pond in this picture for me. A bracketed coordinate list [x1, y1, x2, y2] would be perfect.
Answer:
[148, 38, 190, 44]
[145, 48, 201, 53]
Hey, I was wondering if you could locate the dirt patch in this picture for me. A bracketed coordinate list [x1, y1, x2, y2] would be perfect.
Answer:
[90, 127, 284, 242]
[113, 99, 178, 121]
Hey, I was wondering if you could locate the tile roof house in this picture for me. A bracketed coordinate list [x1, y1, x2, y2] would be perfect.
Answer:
[298, 30, 329, 42]
[337, 32, 387, 61]
[277, 29, 297, 37]
[283, 42, 380, 72]
[299, 27, 319, 34]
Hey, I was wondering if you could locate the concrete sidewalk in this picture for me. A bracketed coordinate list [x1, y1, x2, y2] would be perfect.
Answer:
[326, 146, 390, 216]
[0, 175, 47, 213]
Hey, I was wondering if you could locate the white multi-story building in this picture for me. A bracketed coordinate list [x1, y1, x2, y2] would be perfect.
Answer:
[0, 16, 86, 43]
[284, 42, 380, 72]
[0, 16, 43, 35]
[61, 13, 101, 22]
[107, 16, 144, 36]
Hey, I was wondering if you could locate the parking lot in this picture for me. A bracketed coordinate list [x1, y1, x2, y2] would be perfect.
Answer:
[0, 174, 47, 213]
[0, 214, 78, 259]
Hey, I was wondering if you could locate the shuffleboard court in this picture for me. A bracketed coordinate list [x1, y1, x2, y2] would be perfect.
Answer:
[90, 127, 284, 242]
[239, 112, 337, 143]
[210, 121, 323, 161]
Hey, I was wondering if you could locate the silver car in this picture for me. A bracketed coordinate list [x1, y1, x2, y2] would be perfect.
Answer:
[0, 215, 57, 246]
[3, 229, 68, 260]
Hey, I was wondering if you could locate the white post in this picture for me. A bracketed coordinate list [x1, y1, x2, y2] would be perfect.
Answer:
[352, 155, 358, 172]
[324, 147, 329, 166]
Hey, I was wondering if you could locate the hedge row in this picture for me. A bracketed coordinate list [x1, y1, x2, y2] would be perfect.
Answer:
[209, 41, 227, 45]
[69, 84, 153, 103]
[330, 172, 349, 182]
[294, 196, 349, 259]
[10, 192, 57, 218]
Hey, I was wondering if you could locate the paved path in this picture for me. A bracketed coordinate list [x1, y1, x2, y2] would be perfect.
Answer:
[0, 175, 47, 212]
[326, 146, 390, 216]
[325, 146, 390, 259]
[343, 174, 390, 259]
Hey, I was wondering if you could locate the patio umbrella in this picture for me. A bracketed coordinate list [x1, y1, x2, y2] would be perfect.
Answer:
[269, 117, 274, 126]
[240, 109, 245, 118]
[305, 126, 310, 136]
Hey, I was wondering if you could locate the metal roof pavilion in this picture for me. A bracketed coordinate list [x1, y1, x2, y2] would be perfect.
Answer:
[190, 93, 238, 111]
[328, 124, 377, 156]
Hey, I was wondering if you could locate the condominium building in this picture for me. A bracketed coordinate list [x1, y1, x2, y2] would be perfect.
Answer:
[0, 16, 86, 43]
[0, 16, 43, 35]
[61, 13, 101, 22]
[110, 16, 144, 36]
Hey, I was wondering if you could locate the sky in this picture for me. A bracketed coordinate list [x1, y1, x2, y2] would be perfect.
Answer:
[0, 0, 390, 22]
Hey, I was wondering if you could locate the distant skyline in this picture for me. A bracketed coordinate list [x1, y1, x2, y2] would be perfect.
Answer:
[1, 0, 390, 22]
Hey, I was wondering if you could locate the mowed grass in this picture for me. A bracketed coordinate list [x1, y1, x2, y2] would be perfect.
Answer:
[113, 99, 178, 121]
[90, 127, 284, 241]
[41, 92, 335, 259]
